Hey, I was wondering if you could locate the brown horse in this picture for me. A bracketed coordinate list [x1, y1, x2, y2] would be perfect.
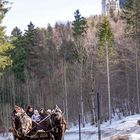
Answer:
[11, 106, 66, 140]
[11, 106, 33, 140]
[50, 105, 67, 140]
[15, 107, 32, 137]
[33, 105, 67, 140]
[11, 107, 54, 140]
[11, 109, 25, 140]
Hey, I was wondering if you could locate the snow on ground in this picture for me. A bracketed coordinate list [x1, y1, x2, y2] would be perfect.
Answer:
[0, 132, 13, 140]
[64, 114, 140, 140]
[1, 114, 140, 140]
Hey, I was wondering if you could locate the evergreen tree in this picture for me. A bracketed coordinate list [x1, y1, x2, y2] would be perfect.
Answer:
[11, 26, 22, 38]
[72, 9, 88, 63]
[10, 27, 27, 81]
[98, 16, 113, 49]
[24, 22, 37, 45]
[23, 22, 38, 74]
[0, 0, 14, 73]
[72, 9, 87, 38]
[46, 23, 53, 46]
[98, 16, 113, 124]
[72, 9, 88, 127]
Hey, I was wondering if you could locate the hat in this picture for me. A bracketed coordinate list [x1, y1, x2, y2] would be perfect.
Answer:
[39, 108, 44, 111]
[47, 109, 51, 114]
[34, 110, 39, 114]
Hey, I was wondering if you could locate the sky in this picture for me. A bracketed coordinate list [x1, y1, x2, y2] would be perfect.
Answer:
[2, 0, 101, 35]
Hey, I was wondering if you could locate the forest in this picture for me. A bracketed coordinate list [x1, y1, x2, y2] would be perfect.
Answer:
[0, 0, 140, 130]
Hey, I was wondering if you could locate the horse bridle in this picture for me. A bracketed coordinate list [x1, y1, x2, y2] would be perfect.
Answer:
[50, 112, 64, 130]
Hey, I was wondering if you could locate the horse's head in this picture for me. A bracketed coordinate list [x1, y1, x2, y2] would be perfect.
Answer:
[51, 105, 63, 124]
[11, 109, 22, 135]
[14, 106, 32, 136]
[51, 105, 67, 140]
[15, 107, 26, 118]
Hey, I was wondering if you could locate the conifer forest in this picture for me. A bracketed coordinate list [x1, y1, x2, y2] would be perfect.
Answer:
[0, 0, 140, 129]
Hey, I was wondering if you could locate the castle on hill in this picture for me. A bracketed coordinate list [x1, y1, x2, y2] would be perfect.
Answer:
[102, 0, 125, 15]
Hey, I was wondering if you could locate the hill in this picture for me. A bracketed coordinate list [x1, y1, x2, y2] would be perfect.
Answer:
[65, 114, 140, 140]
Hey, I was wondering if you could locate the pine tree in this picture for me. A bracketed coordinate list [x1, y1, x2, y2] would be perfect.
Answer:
[72, 9, 88, 127]
[11, 26, 22, 38]
[72, 9, 87, 38]
[24, 22, 37, 46]
[98, 16, 113, 124]
[10, 27, 27, 81]
[72, 9, 88, 63]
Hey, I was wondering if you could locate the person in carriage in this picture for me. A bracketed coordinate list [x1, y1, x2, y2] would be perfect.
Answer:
[31, 109, 41, 122]
[26, 105, 34, 118]
[11, 105, 67, 140]
[39, 108, 47, 120]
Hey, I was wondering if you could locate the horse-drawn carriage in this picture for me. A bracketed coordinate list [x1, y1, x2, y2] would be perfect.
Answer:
[11, 105, 67, 140]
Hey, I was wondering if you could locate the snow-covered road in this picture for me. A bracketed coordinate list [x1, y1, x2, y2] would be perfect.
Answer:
[1, 114, 140, 140]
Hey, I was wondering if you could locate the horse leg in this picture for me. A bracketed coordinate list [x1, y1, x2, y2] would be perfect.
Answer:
[13, 135, 17, 140]
[61, 136, 65, 140]
[51, 133, 55, 140]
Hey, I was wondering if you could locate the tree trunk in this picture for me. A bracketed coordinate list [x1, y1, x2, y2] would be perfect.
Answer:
[90, 52, 96, 124]
[136, 48, 140, 113]
[124, 59, 130, 115]
[105, 44, 111, 124]
[64, 58, 68, 126]
[80, 62, 85, 127]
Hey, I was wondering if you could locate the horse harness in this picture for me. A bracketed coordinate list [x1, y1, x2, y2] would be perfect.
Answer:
[12, 110, 66, 139]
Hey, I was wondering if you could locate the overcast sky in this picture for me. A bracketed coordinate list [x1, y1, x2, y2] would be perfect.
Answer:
[3, 0, 101, 35]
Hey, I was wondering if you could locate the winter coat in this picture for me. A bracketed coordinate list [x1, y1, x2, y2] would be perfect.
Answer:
[31, 114, 41, 122]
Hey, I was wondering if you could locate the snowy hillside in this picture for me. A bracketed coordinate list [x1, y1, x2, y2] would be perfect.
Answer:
[64, 114, 140, 140]
[1, 114, 140, 140]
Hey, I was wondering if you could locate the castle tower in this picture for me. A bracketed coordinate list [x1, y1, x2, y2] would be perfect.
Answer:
[102, 0, 106, 14]
[102, 0, 120, 15]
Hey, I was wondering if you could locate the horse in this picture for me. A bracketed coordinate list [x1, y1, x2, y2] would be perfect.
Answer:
[11, 105, 66, 140]
[11, 109, 24, 140]
[50, 105, 67, 140]
[15, 107, 32, 137]
[11, 107, 32, 140]
[11, 106, 54, 140]
[32, 105, 67, 140]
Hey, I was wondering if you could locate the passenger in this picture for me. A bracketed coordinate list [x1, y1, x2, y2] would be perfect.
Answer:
[46, 109, 52, 115]
[26, 105, 34, 117]
[31, 110, 41, 122]
[39, 108, 47, 120]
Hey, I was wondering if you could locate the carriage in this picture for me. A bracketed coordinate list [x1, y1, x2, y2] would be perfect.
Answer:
[11, 105, 67, 140]
[12, 129, 55, 140]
